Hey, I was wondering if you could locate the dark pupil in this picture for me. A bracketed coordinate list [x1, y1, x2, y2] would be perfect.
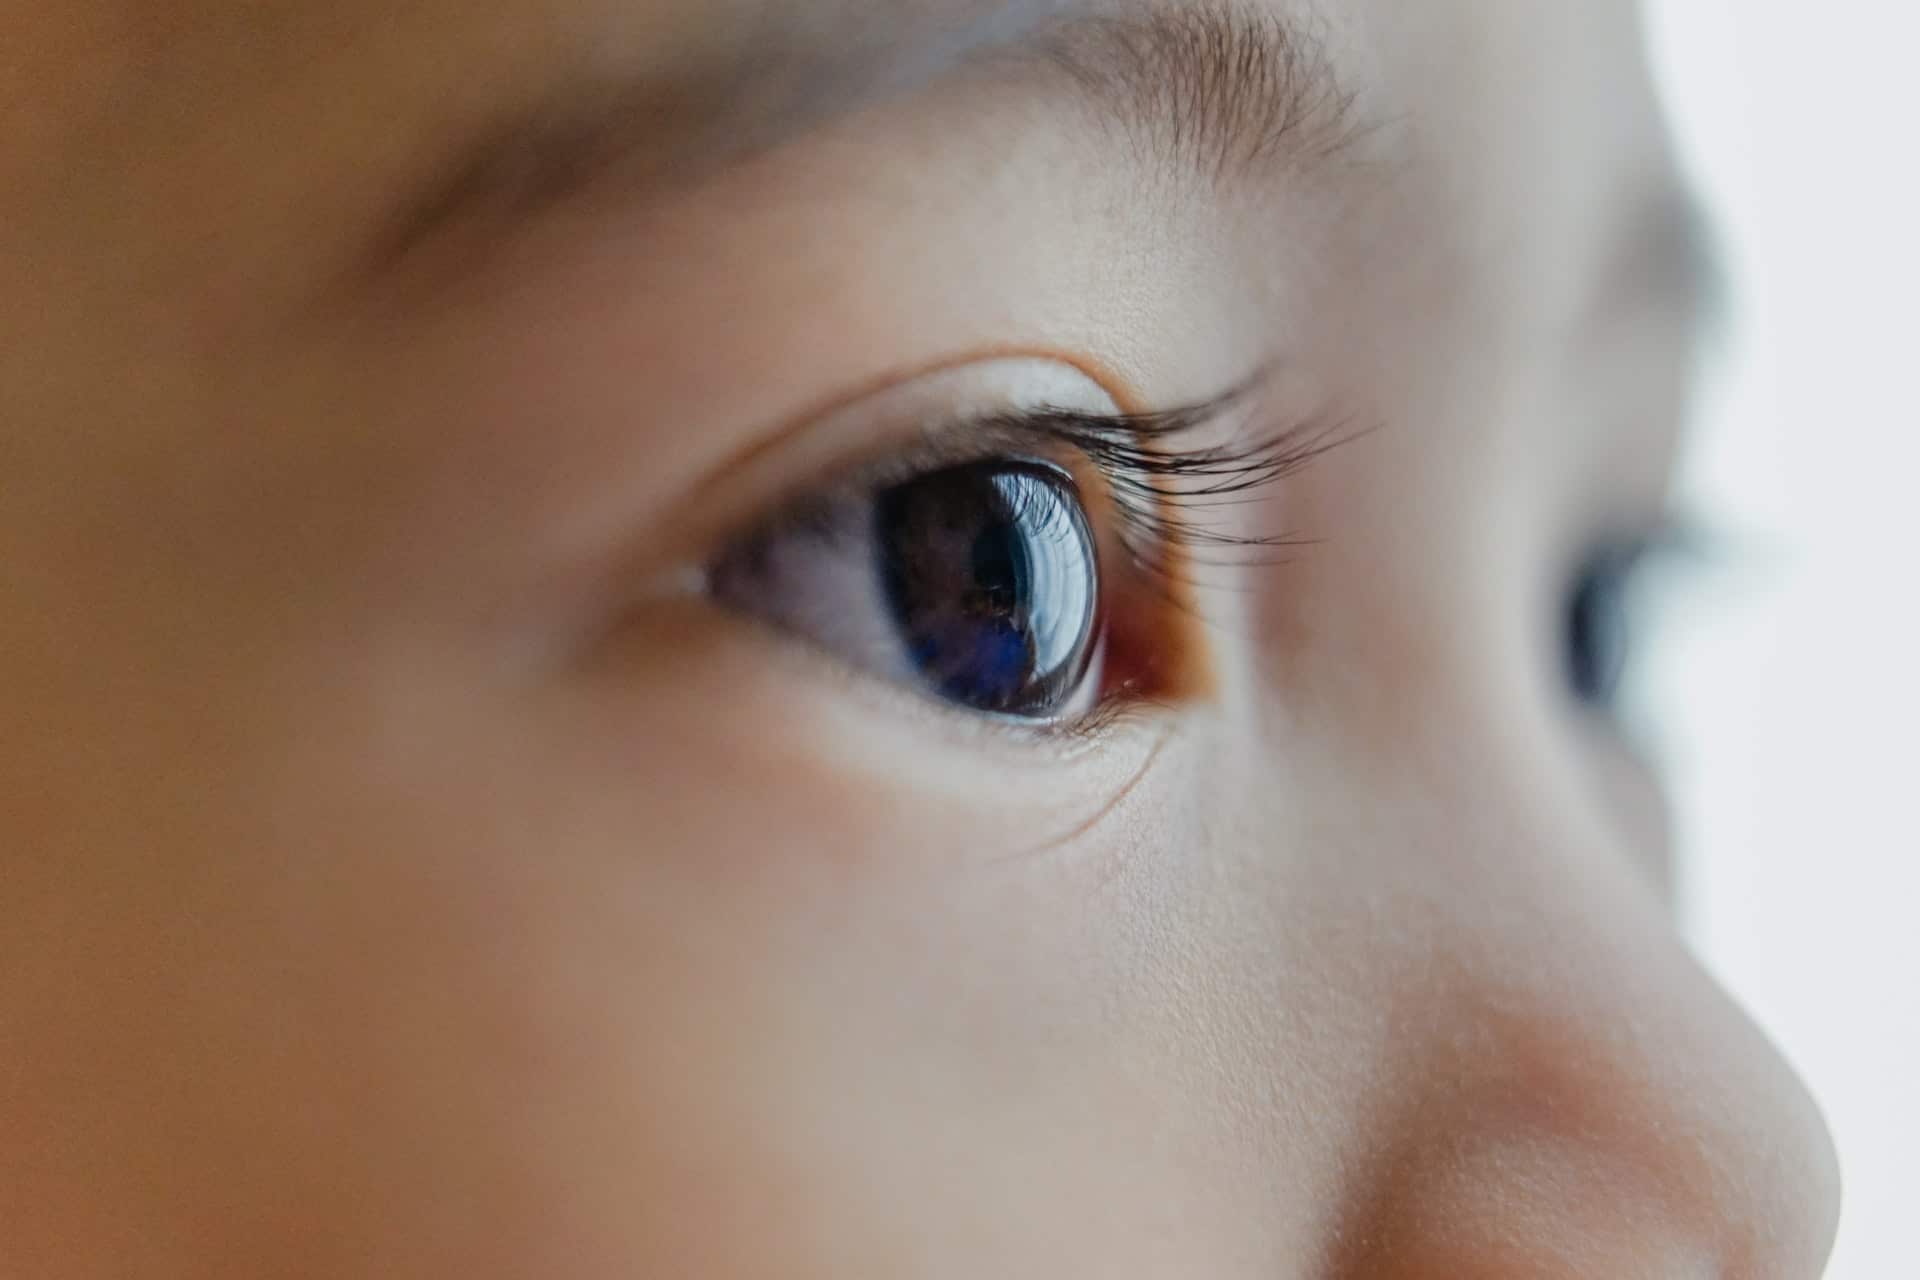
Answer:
[1566, 551, 1634, 708]
[875, 462, 1099, 717]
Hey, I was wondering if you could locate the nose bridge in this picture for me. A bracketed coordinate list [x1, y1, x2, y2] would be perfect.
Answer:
[1337, 850, 1843, 1279]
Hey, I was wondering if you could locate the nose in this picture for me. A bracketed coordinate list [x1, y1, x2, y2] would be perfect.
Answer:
[1332, 852, 1842, 1279]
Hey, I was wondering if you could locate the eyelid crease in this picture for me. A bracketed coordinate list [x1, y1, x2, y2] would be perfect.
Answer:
[692, 344, 1151, 497]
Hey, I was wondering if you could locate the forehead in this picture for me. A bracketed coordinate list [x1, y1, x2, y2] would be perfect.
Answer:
[3, 0, 1685, 354]
[18, 0, 1660, 162]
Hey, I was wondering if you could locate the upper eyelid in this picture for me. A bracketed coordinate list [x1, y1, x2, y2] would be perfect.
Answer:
[718, 381, 1360, 597]
[758, 369, 1263, 509]
[720, 397, 1240, 541]
[1005, 393, 1365, 573]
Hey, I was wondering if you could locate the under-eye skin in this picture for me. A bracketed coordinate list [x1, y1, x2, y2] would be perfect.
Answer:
[705, 394, 1344, 731]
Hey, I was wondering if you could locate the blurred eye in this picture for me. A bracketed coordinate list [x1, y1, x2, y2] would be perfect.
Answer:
[711, 459, 1103, 721]
[1564, 545, 1643, 710]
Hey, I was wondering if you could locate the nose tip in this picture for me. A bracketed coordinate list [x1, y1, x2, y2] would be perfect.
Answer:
[1724, 1037, 1842, 1279]
[1637, 966, 1844, 1280]
[1335, 936, 1843, 1280]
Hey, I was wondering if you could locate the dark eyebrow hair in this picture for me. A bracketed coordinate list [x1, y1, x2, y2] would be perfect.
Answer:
[370, 3, 1364, 272]
[1029, 9, 1363, 187]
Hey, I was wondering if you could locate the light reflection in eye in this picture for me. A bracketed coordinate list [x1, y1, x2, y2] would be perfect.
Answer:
[709, 458, 1103, 722]
[873, 461, 1099, 717]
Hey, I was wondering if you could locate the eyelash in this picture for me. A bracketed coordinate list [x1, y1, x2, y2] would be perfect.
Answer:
[950, 393, 1356, 587]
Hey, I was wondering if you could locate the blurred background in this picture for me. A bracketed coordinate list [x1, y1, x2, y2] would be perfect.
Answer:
[1643, 3, 1919, 1276]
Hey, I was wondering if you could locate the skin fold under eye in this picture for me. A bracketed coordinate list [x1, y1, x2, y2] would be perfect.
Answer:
[709, 458, 1105, 722]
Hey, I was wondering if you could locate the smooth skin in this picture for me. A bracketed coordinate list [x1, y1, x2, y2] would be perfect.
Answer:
[0, 1, 1840, 1276]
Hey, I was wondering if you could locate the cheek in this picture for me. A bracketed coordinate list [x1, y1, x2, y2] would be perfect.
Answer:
[232, 712, 1266, 1270]
[557, 599, 1177, 864]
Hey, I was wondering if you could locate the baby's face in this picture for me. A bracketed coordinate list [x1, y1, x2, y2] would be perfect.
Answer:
[0, 1, 1839, 1275]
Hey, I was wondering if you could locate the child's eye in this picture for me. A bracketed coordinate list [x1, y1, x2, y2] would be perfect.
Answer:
[709, 459, 1104, 722]
[1564, 545, 1643, 710]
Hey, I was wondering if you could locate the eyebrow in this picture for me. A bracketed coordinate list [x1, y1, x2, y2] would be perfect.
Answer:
[371, 3, 1362, 270]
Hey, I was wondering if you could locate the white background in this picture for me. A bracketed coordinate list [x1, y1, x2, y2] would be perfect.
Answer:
[1643, 4, 1919, 1276]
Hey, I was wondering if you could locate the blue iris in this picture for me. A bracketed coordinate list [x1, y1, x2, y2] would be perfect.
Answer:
[913, 615, 1034, 709]
[875, 462, 1098, 717]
